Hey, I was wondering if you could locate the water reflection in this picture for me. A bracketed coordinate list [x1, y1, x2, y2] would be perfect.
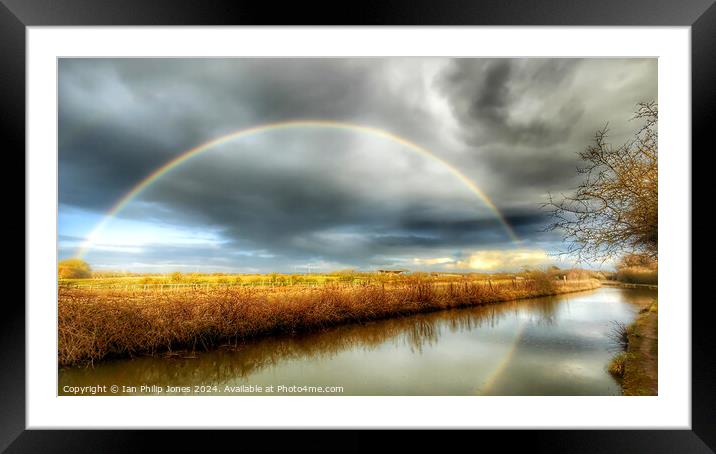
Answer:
[59, 287, 656, 396]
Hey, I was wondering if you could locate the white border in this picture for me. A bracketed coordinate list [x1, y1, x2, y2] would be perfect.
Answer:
[27, 27, 691, 429]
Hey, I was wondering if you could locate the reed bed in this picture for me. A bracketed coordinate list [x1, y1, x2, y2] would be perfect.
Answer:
[58, 276, 600, 367]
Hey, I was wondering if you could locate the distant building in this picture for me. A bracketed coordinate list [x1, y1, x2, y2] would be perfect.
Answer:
[377, 269, 407, 274]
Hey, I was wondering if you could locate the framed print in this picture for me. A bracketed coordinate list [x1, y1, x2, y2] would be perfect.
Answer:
[7, 0, 713, 451]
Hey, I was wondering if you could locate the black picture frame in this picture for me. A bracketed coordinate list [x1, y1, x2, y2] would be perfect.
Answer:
[6, 0, 711, 451]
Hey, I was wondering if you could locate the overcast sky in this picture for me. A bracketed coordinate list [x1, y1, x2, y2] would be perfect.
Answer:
[58, 58, 657, 273]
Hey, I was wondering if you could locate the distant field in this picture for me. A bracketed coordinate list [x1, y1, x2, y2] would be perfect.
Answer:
[58, 271, 544, 289]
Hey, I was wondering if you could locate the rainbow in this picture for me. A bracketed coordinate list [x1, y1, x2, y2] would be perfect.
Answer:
[75, 120, 519, 258]
[475, 319, 528, 395]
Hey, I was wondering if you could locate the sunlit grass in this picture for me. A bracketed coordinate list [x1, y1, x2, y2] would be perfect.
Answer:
[58, 272, 600, 367]
[608, 352, 633, 378]
[615, 266, 658, 285]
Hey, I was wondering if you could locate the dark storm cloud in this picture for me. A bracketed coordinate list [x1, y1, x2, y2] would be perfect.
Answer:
[118, 134, 516, 265]
[59, 58, 657, 271]
[59, 58, 444, 210]
[439, 59, 584, 147]
[399, 211, 545, 233]
[437, 58, 658, 202]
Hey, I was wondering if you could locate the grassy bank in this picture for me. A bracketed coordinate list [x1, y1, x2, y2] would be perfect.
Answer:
[608, 299, 658, 395]
[58, 275, 600, 367]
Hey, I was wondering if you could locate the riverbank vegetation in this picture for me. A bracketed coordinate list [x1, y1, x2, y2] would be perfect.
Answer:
[58, 271, 600, 367]
[614, 253, 658, 285]
[59, 295, 567, 392]
[622, 300, 658, 395]
[607, 299, 658, 395]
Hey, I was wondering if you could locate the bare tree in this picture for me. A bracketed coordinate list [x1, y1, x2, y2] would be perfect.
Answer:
[544, 102, 658, 262]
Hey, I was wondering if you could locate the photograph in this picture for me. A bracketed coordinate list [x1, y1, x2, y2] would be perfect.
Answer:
[56, 57, 659, 397]
[4, 0, 708, 445]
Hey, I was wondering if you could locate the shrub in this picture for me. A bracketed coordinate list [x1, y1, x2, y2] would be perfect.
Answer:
[608, 352, 632, 378]
[58, 259, 92, 279]
[606, 321, 630, 352]
[615, 253, 657, 284]
[616, 267, 658, 285]
[530, 270, 556, 294]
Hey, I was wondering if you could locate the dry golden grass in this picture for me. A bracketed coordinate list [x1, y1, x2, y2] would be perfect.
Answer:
[616, 266, 658, 285]
[58, 276, 600, 367]
[608, 352, 632, 378]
